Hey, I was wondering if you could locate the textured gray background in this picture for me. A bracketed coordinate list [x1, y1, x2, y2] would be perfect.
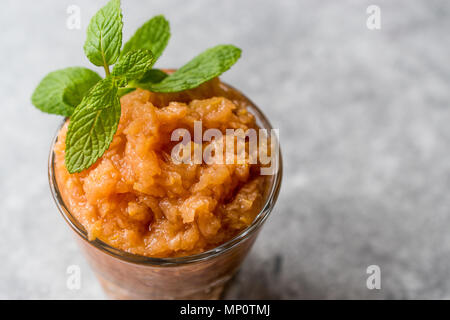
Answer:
[1, 0, 450, 299]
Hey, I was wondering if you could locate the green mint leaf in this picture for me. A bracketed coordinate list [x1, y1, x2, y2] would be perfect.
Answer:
[136, 68, 168, 85]
[112, 49, 155, 81]
[118, 87, 136, 97]
[31, 67, 101, 117]
[121, 15, 170, 62]
[84, 0, 123, 67]
[146, 45, 241, 93]
[65, 78, 121, 173]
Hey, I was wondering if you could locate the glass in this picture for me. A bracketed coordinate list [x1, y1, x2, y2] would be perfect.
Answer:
[48, 83, 283, 299]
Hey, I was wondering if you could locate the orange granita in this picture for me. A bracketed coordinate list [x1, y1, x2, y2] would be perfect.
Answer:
[54, 78, 267, 257]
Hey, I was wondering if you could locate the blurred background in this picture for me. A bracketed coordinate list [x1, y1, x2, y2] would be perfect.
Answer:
[1, 0, 450, 299]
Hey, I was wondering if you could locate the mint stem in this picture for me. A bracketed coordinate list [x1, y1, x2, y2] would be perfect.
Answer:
[103, 64, 111, 76]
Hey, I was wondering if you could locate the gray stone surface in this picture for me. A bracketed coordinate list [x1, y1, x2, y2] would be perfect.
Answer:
[1, 0, 450, 299]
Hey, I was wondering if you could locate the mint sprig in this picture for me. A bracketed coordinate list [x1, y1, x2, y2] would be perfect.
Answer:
[112, 49, 155, 81]
[83, 0, 123, 73]
[31, 67, 101, 116]
[31, 0, 242, 173]
[136, 68, 168, 85]
[66, 78, 120, 173]
[143, 45, 241, 93]
[121, 15, 170, 61]
[65, 48, 154, 173]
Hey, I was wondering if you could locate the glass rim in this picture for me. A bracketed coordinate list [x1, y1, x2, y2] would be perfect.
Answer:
[48, 82, 283, 267]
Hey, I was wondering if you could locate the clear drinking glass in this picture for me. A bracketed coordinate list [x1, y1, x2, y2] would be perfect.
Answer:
[48, 83, 283, 299]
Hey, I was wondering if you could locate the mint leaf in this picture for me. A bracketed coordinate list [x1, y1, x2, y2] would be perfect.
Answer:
[118, 87, 136, 97]
[136, 68, 168, 85]
[145, 45, 241, 93]
[65, 78, 120, 173]
[31, 67, 101, 116]
[112, 49, 155, 81]
[121, 15, 170, 62]
[84, 0, 123, 67]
